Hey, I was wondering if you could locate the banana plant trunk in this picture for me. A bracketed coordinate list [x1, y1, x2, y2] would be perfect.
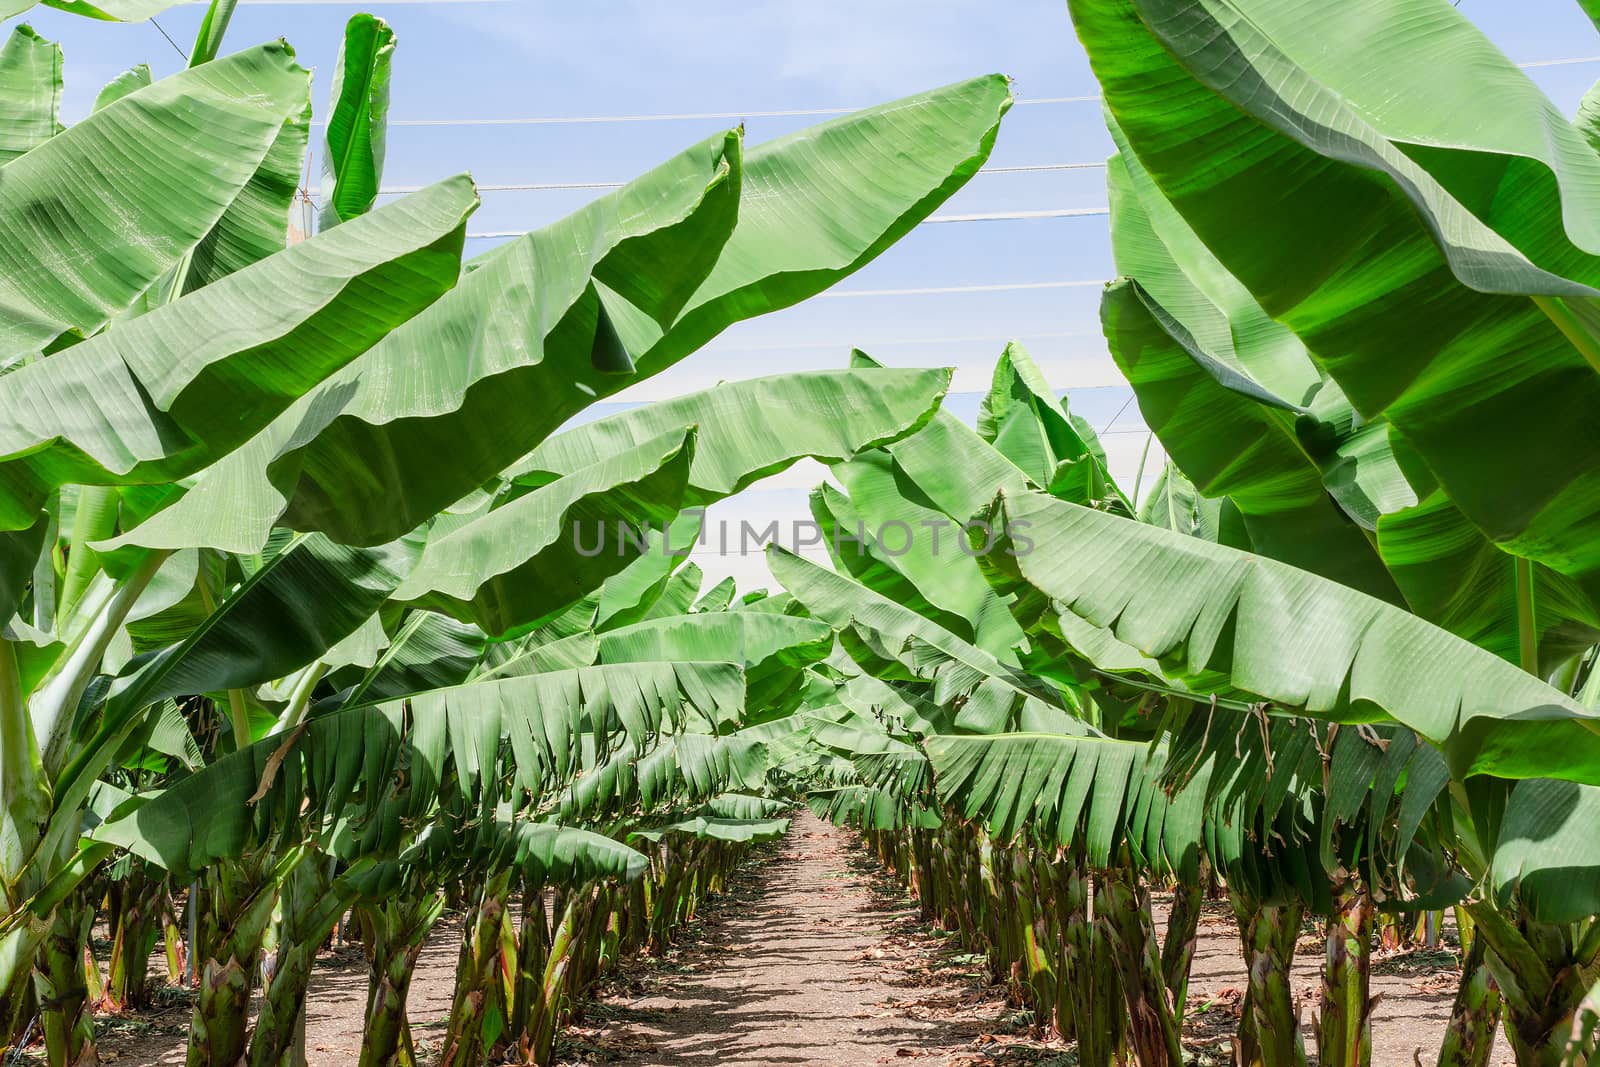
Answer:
[1051, 858, 1123, 1066]
[1467, 903, 1600, 1067]
[1318, 878, 1374, 1067]
[0, 919, 48, 1052]
[437, 869, 514, 1067]
[356, 892, 445, 1067]
[249, 856, 358, 1067]
[106, 862, 164, 1011]
[1234, 896, 1308, 1067]
[1096, 859, 1183, 1067]
[186, 851, 295, 1067]
[525, 887, 590, 1067]
[36, 895, 96, 1067]
[1161, 861, 1205, 1028]
[1435, 925, 1502, 1067]
[510, 885, 552, 1058]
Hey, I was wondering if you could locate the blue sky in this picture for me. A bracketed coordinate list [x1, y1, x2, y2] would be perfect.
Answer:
[18, 0, 1600, 591]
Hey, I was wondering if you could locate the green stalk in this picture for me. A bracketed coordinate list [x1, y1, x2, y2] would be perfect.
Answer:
[356, 893, 445, 1067]
[527, 889, 595, 1067]
[105, 861, 161, 1011]
[33, 549, 168, 775]
[1161, 862, 1205, 1028]
[191, 564, 252, 749]
[1236, 897, 1308, 1067]
[0, 637, 50, 896]
[509, 885, 551, 1050]
[35, 894, 94, 1067]
[248, 856, 351, 1067]
[1318, 878, 1374, 1067]
[186, 848, 302, 1067]
[1096, 860, 1183, 1067]
[1132, 430, 1154, 506]
[1435, 929, 1502, 1067]
[1011, 848, 1055, 1025]
[0, 920, 47, 1053]
[437, 870, 513, 1067]
[1515, 556, 1538, 676]
[272, 663, 328, 737]
[1469, 904, 1599, 1067]
[55, 486, 119, 623]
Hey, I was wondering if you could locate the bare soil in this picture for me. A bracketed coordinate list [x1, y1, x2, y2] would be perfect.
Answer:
[567, 812, 1041, 1066]
[40, 813, 1503, 1066]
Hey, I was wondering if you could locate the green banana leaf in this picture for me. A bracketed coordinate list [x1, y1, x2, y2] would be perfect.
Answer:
[336, 609, 486, 704]
[1074, 0, 1600, 608]
[505, 821, 647, 884]
[1492, 779, 1600, 922]
[636, 562, 702, 622]
[1107, 119, 1600, 668]
[8, 0, 188, 21]
[509, 368, 951, 502]
[53, 533, 419, 806]
[0, 24, 60, 165]
[395, 429, 696, 637]
[1137, 461, 1222, 540]
[562, 730, 768, 817]
[0, 176, 476, 532]
[624, 75, 1011, 379]
[815, 454, 1026, 659]
[89, 660, 744, 873]
[988, 490, 1600, 786]
[319, 13, 393, 230]
[90, 63, 148, 112]
[592, 513, 701, 632]
[768, 546, 1085, 732]
[694, 577, 737, 614]
[180, 74, 310, 294]
[700, 793, 789, 819]
[925, 732, 1207, 876]
[0, 43, 310, 361]
[978, 342, 1126, 511]
[1103, 279, 1403, 601]
[599, 611, 830, 671]
[850, 349, 1032, 523]
[629, 816, 789, 845]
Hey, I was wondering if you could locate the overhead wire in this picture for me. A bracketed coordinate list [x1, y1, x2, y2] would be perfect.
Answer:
[329, 55, 1600, 129]
[378, 160, 1112, 196]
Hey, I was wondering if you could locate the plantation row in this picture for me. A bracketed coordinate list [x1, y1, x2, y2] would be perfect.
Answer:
[5, 0, 1600, 1065]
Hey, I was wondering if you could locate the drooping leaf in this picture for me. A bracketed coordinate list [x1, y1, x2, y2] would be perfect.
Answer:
[90, 661, 744, 873]
[926, 732, 1207, 876]
[181, 79, 310, 292]
[511, 368, 951, 502]
[1102, 279, 1403, 601]
[987, 490, 1600, 786]
[394, 429, 697, 637]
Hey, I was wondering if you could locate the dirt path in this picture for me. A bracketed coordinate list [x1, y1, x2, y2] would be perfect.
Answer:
[588, 812, 1015, 1066]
